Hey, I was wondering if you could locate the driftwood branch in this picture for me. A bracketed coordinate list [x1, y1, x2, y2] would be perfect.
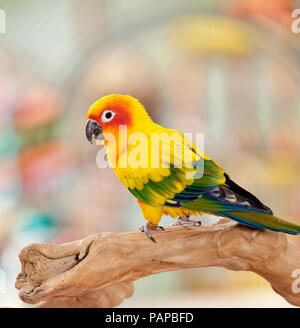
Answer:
[15, 220, 300, 307]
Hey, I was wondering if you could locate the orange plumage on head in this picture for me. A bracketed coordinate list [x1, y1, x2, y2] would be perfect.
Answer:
[86, 94, 154, 163]
[87, 94, 152, 136]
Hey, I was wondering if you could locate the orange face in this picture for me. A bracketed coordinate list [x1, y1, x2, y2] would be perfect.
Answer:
[88, 100, 133, 130]
[86, 95, 135, 144]
[86, 94, 152, 149]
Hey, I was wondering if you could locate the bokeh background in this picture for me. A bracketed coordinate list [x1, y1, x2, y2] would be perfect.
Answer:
[0, 0, 300, 307]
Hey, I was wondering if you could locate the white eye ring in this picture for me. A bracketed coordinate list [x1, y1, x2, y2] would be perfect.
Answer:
[101, 110, 115, 123]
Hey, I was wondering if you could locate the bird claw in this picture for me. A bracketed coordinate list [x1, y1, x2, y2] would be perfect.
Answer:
[172, 215, 202, 227]
[139, 224, 165, 242]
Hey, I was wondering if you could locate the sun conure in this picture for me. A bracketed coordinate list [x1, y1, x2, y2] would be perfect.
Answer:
[85, 94, 300, 241]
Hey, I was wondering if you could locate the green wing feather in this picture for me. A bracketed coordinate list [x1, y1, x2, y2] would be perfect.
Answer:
[129, 139, 300, 234]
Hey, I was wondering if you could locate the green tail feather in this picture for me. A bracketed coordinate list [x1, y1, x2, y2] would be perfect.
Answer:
[219, 211, 300, 235]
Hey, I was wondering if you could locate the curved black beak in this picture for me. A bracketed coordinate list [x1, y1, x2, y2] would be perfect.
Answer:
[85, 119, 104, 145]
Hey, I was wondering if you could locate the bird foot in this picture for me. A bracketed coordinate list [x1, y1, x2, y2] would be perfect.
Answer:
[172, 215, 201, 227]
[139, 224, 164, 243]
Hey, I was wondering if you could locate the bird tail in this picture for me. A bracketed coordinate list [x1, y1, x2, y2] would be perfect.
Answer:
[218, 211, 300, 235]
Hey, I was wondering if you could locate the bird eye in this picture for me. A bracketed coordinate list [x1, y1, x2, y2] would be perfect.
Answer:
[101, 110, 115, 123]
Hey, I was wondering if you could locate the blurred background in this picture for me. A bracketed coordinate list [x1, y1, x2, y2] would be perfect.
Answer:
[0, 0, 300, 307]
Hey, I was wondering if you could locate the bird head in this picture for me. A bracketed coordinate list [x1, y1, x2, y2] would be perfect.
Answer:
[86, 94, 152, 146]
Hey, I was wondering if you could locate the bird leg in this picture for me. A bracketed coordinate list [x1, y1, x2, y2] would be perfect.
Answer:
[172, 215, 202, 227]
[139, 222, 165, 243]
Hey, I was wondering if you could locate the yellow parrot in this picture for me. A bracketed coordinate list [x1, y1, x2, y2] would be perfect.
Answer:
[85, 94, 300, 241]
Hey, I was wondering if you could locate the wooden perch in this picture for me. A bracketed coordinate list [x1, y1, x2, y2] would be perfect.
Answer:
[15, 220, 300, 307]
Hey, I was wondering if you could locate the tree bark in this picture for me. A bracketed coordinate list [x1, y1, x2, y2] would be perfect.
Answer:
[15, 220, 300, 307]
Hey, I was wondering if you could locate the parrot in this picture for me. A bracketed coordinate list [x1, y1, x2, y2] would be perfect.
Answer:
[85, 94, 300, 241]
